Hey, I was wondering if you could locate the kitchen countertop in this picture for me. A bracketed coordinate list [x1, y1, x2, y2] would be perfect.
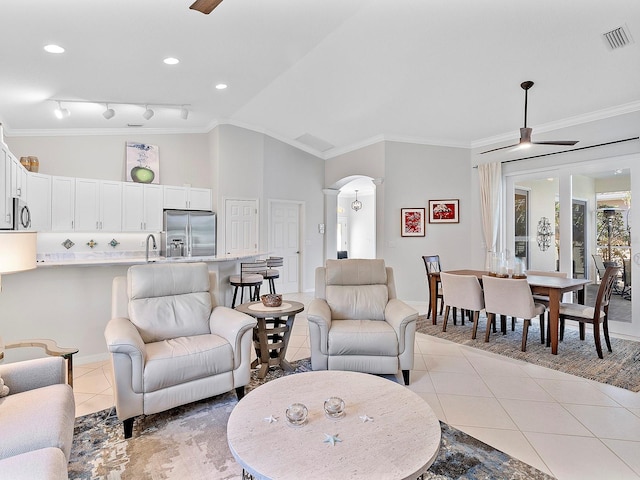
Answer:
[35, 252, 268, 267]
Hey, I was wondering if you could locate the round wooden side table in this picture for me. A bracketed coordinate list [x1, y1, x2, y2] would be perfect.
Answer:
[235, 300, 304, 379]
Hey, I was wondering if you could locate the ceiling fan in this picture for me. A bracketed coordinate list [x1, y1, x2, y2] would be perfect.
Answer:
[190, 0, 223, 14]
[480, 81, 579, 154]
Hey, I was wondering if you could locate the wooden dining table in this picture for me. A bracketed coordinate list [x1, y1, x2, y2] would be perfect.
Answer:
[428, 269, 591, 355]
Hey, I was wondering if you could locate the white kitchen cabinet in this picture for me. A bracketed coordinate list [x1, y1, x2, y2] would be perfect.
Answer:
[122, 183, 162, 231]
[163, 185, 211, 210]
[26, 173, 51, 231]
[0, 146, 12, 228]
[75, 178, 122, 231]
[51, 176, 75, 231]
[10, 153, 28, 202]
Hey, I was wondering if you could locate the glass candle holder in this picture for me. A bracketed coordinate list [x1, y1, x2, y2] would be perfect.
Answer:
[323, 396, 345, 419]
[285, 403, 308, 426]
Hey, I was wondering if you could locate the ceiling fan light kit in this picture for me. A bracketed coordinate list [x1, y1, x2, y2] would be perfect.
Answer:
[480, 81, 579, 154]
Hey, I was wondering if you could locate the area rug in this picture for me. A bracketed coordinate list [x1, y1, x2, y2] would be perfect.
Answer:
[68, 360, 551, 480]
[416, 315, 640, 392]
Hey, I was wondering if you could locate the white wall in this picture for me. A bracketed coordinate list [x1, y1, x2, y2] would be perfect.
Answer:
[6, 133, 211, 187]
[382, 141, 472, 302]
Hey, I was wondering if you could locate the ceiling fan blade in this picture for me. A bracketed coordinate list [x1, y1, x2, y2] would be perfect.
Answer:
[190, 0, 223, 14]
[532, 140, 579, 146]
[480, 143, 520, 154]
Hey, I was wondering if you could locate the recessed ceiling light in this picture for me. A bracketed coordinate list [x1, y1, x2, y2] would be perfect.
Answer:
[163, 57, 179, 65]
[215, 83, 228, 90]
[44, 44, 65, 54]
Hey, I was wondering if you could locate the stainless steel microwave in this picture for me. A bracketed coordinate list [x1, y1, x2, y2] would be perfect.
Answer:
[13, 198, 31, 230]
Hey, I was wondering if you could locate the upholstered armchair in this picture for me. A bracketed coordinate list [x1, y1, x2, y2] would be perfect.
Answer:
[307, 259, 417, 385]
[104, 262, 257, 438]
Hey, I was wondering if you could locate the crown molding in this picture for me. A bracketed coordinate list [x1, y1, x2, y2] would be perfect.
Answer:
[471, 100, 640, 149]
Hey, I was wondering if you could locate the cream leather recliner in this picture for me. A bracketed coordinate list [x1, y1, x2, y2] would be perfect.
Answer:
[104, 262, 257, 438]
[307, 259, 417, 385]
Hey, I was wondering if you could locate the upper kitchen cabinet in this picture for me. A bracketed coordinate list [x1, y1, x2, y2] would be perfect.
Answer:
[122, 183, 163, 232]
[163, 185, 212, 211]
[9, 152, 28, 202]
[75, 178, 122, 232]
[51, 176, 75, 231]
[0, 146, 12, 228]
[27, 173, 52, 231]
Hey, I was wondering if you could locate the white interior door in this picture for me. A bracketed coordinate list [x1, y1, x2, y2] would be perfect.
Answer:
[225, 199, 257, 255]
[270, 201, 300, 293]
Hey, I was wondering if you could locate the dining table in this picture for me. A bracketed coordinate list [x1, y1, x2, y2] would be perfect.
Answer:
[428, 269, 591, 355]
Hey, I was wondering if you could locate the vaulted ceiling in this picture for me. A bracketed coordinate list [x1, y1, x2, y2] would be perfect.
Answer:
[1, 0, 639, 158]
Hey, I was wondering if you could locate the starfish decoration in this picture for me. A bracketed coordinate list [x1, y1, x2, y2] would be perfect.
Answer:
[323, 433, 342, 446]
[264, 415, 278, 424]
[359, 414, 374, 423]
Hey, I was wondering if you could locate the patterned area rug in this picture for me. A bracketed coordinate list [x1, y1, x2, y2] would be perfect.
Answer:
[417, 314, 640, 392]
[69, 359, 552, 480]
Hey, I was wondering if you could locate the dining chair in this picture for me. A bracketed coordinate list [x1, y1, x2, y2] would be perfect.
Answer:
[229, 260, 267, 308]
[422, 255, 444, 320]
[440, 272, 485, 339]
[482, 275, 546, 351]
[558, 265, 620, 358]
[592, 254, 607, 282]
[622, 259, 631, 300]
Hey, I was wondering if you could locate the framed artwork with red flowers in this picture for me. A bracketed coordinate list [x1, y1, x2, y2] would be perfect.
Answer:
[429, 199, 459, 223]
[401, 208, 426, 237]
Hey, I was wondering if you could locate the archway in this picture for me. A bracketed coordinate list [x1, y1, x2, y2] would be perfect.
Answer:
[328, 175, 376, 260]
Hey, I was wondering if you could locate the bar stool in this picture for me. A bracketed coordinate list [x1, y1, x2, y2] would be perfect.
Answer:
[230, 260, 266, 308]
[263, 257, 283, 294]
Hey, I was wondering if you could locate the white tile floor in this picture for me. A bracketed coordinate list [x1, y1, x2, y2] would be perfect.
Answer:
[74, 292, 640, 480]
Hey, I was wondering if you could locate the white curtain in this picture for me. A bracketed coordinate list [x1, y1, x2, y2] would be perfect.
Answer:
[478, 162, 502, 269]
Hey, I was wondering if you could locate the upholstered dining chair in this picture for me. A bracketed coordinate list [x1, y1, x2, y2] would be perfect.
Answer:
[307, 259, 418, 385]
[105, 262, 257, 438]
[229, 259, 266, 308]
[558, 265, 619, 358]
[422, 255, 444, 319]
[482, 275, 546, 351]
[440, 272, 485, 339]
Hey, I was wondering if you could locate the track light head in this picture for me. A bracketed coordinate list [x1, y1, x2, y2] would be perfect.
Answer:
[103, 104, 115, 120]
[180, 106, 189, 120]
[54, 101, 70, 119]
[143, 106, 154, 120]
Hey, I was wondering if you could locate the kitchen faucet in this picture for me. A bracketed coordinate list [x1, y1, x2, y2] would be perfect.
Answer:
[146, 234, 157, 263]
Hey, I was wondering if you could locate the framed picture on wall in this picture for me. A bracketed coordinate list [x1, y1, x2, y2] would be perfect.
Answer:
[401, 208, 426, 237]
[126, 142, 159, 184]
[429, 199, 459, 223]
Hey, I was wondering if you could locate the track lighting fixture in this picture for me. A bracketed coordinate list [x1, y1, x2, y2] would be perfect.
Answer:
[54, 101, 70, 119]
[49, 99, 190, 122]
[143, 106, 154, 120]
[103, 104, 115, 120]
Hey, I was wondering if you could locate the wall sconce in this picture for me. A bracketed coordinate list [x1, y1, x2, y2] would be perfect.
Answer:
[351, 190, 362, 212]
[536, 217, 552, 251]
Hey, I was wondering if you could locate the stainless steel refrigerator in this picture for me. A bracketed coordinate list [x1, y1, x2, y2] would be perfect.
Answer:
[162, 209, 216, 258]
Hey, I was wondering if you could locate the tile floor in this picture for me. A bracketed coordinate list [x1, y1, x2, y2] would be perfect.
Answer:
[74, 292, 640, 480]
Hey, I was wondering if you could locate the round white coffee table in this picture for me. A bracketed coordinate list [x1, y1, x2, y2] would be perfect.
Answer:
[227, 370, 441, 480]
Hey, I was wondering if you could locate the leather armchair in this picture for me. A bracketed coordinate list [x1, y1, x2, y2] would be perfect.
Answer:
[307, 259, 417, 385]
[104, 262, 257, 438]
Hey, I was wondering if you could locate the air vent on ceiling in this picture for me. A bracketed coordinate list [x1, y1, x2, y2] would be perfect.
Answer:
[602, 24, 634, 50]
[295, 133, 334, 152]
